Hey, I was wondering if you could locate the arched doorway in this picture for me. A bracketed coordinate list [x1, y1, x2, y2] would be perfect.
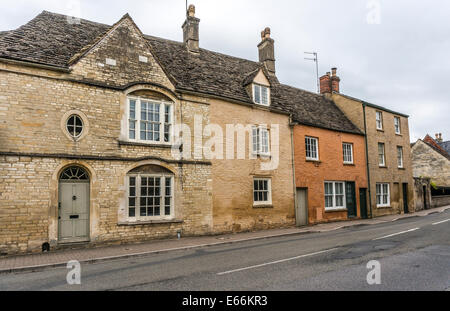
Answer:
[58, 166, 90, 243]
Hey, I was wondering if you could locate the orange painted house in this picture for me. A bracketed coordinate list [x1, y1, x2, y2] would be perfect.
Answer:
[277, 76, 368, 225]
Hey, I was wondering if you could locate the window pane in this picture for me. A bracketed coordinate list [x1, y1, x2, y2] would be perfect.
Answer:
[261, 87, 268, 105]
[254, 85, 261, 103]
[129, 208, 135, 217]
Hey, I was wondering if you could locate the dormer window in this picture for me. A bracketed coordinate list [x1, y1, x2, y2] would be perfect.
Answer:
[253, 84, 270, 106]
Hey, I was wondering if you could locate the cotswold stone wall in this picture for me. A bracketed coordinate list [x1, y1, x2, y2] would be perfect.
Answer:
[0, 155, 212, 255]
[0, 40, 212, 254]
[332, 94, 415, 217]
[411, 140, 450, 187]
[209, 98, 295, 233]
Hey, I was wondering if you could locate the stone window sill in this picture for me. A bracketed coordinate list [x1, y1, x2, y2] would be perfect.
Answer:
[118, 140, 174, 149]
[306, 159, 321, 164]
[344, 163, 355, 166]
[325, 208, 347, 213]
[379, 166, 388, 169]
[118, 219, 183, 226]
[253, 204, 274, 209]
[377, 129, 384, 132]
[398, 167, 406, 170]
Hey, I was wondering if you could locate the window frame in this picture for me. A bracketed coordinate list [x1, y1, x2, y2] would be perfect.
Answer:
[376, 183, 391, 207]
[252, 125, 270, 156]
[127, 173, 175, 221]
[378, 143, 386, 167]
[376, 111, 383, 130]
[66, 114, 84, 139]
[252, 84, 270, 107]
[343, 142, 354, 164]
[127, 96, 174, 145]
[324, 181, 346, 211]
[394, 116, 401, 135]
[305, 136, 319, 161]
[253, 178, 272, 206]
[397, 146, 404, 168]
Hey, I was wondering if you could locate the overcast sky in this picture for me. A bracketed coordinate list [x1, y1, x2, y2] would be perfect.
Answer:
[1, 0, 449, 142]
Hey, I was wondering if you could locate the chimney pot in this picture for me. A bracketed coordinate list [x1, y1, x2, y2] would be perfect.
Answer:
[331, 67, 337, 76]
[188, 4, 196, 17]
[258, 27, 276, 75]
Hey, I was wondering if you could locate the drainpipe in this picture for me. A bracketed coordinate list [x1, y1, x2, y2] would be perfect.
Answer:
[362, 102, 373, 218]
[290, 120, 298, 226]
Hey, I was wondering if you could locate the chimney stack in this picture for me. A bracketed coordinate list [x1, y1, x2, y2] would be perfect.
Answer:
[320, 67, 340, 94]
[258, 27, 276, 75]
[182, 4, 200, 53]
[436, 133, 443, 142]
[320, 72, 331, 94]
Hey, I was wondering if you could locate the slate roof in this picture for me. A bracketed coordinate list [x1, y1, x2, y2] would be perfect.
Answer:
[0, 11, 362, 135]
[0, 11, 110, 67]
[438, 141, 450, 156]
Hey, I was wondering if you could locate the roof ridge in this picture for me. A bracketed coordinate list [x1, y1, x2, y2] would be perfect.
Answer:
[40, 10, 110, 27]
[279, 83, 326, 98]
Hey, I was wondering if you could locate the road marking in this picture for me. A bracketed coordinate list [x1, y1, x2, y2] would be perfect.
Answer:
[373, 228, 420, 241]
[432, 219, 450, 226]
[217, 248, 338, 276]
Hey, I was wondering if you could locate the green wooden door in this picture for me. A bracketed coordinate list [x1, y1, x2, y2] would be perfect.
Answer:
[346, 182, 357, 218]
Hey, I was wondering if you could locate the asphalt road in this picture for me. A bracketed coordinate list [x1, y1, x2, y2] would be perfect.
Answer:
[1, 210, 449, 291]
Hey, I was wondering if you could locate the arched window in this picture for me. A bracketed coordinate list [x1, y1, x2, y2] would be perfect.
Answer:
[60, 166, 89, 181]
[127, 165, 174, 219]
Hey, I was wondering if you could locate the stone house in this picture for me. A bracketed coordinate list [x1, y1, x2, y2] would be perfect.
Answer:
[0, 7, 302, 254]
[411, 134, 450, 208]
[325, 70, 415, 217]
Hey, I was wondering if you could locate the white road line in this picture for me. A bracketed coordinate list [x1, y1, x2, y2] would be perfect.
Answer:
[373, 228, 420, 241]
[432, 219, 450, 226]
[217, 248, 338, 276]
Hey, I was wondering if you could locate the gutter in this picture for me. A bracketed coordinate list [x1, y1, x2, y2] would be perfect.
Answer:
[362, 102, 373, 218]
[0, 57, 71, 73]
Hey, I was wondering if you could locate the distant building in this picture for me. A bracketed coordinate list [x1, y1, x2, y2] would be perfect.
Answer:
[411, 134, 450, 209]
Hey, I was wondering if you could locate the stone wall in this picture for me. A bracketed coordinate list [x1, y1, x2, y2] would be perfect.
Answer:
[432, 196, 450, 208]
[413, 177, 432, 211]
[0, 155, 212, 255]
[332, 94, 415, 217]
[411, 140, 450, 187]
[209, 98, 295, 233]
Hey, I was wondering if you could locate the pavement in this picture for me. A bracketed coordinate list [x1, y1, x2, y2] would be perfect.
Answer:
[0, 205, 449, 275]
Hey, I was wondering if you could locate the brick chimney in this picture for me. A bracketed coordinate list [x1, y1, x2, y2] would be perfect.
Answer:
[320, 67, 340, 94]
[258, 27, 275, 75]
[320, 72, 331, 94]
[182, 4, 200, 53]
[435, 133, 443, 143]
[331, 67, 340, 93]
